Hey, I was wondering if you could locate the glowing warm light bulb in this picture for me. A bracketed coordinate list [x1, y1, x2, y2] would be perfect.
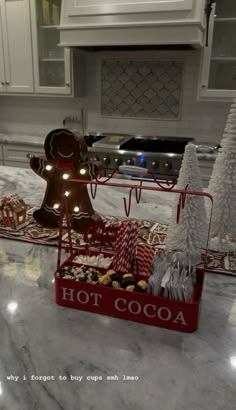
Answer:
[74, 206, 80, 212]
[7, 301, 18, 314]
[62, 173, 70, 180]
[80, 168, 86, 175]
[46, 164, 52, 171]
[53, 203, 60, 209]
[64, 191, 70, 197]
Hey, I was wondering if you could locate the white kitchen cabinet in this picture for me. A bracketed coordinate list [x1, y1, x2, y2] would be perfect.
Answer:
[30, 0, 72, 95]
[60, 0, 205, 47]
[199, 0, 236, 100]
[66, 0, 194, 16]
[0, 7, 5, 93]
[0, 0, 34, 93]
[3, 144, 45, 168]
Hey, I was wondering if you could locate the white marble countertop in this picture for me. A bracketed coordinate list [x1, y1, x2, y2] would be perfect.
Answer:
[0, 133, 45, 146]
[0, 166, 235, 410]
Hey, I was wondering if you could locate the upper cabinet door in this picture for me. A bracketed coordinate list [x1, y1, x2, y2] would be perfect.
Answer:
[0, 6, 6, 93]
[0, 0, 34, 93]
[200, 0, 236, 100]
[30, 0, 71, 95]
[66, 0, 194, 16]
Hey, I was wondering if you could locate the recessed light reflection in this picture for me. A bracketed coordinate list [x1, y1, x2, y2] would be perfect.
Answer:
[99, 316, 110, 325]
[7, 301, 18, 314]
[0, 382, 2, 395]
[230, 356, 236, 368]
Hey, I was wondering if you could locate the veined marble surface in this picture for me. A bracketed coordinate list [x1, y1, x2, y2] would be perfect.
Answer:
[0, 133, 44, 146]
[0, 166, 174, 224]
[0, 166, 235, 410]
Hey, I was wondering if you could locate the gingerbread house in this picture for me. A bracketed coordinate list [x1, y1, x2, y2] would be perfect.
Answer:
[0, 194, 27, 229]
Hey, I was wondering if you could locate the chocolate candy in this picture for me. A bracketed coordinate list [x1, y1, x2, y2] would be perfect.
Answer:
[126, 285, 135, 292]
[58, 265, 148, 296]
[106, 269, 115, 276]
[121, 273, 135, 289]
[98, 274, 112, 286]
[107, 270, 121, 282]
[112, 280, 121, 289]
[57, 265, 101, 283]
[135, 280, 148, 293]
[77, 274, 87, 282]
[91, 272, 99, 282]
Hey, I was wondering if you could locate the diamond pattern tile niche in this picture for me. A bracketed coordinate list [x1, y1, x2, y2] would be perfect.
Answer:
[101, 59, 184, 119]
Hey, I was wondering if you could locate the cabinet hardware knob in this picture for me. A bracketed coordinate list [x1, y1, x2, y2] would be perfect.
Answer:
[202, 84, 207, 88]
[1, 81, 5, 85]
[66, 82, 70, 87]
[6, 81, 10, 85]
[26, 153, 35, 159]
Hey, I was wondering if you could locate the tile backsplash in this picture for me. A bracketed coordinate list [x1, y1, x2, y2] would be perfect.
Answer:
[0, 49, 232, 145]
[101, 59, 184, 119]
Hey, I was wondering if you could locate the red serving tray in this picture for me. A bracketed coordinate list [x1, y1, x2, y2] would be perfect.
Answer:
[55, 265, 205, 333]
[54, 176, 212, 333]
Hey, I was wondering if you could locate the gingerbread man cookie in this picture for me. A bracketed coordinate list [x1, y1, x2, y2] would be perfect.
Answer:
[30, 128, 102, 233]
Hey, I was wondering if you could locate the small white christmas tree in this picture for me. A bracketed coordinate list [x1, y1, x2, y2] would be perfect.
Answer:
[166, 143, 208, 261]
[207, 98, 236, 248]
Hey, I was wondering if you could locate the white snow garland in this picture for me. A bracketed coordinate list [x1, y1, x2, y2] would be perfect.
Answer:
[166, 143, 208, 261]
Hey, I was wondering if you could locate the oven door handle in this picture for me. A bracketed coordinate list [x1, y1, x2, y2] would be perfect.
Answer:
[119, 165, 149, 176]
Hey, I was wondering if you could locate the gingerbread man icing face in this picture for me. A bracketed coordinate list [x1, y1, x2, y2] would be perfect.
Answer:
[30, 129, 102, 233]
[45, 129, 86, 162]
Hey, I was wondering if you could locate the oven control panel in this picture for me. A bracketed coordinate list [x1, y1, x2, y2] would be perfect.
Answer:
[87, 152, 182, 178]
[85, 134, 190, 179]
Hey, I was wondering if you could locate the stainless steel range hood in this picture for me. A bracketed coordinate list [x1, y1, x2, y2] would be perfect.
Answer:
[59, 0, 206, 48]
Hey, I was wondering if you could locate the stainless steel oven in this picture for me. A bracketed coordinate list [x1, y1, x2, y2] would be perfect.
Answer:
[84, 133, 193, 180]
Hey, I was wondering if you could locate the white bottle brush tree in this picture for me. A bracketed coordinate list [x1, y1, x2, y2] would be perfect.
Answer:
[166, 143, 208, 262]
[207, 98, 236, 249]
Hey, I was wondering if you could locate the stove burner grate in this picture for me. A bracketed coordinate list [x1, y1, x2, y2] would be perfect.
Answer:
[120, 137, 190, 154]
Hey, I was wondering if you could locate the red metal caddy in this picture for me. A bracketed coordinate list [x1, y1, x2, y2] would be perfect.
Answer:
[54, 170, 213, 333]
